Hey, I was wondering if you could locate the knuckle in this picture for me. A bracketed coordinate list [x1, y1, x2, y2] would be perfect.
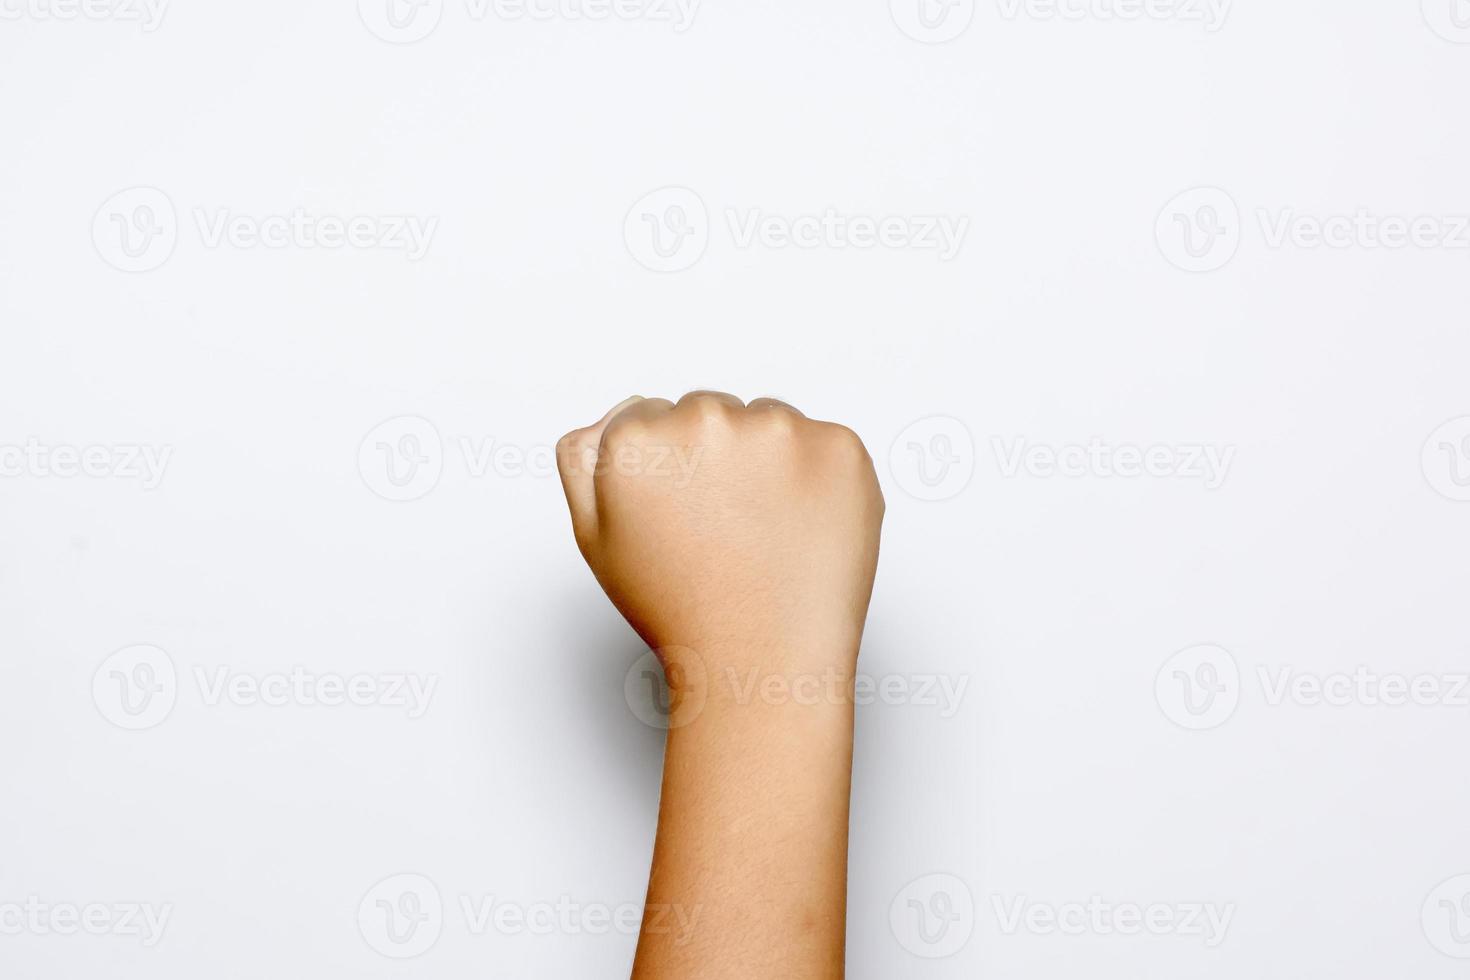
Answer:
[602, 415, 656, 451]
[680, 391, 738, 418]
[760, 408, 800, 435]
[824, 423, 869, 457]
[556, 430, 592, 473]
[555, 430, 582, 456]
[600, 418, 636, 446]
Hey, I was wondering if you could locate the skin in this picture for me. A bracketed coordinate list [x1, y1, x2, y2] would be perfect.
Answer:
[556, 391, 884, 979]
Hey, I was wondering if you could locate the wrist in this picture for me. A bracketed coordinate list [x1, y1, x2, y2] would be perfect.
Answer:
[655, 644, 859, 734]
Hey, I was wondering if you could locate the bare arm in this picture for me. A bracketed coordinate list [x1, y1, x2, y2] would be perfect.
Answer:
[556, 391, 884, 979]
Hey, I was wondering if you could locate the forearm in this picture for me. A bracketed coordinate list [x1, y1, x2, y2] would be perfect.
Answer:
[633, 659, 856, 979]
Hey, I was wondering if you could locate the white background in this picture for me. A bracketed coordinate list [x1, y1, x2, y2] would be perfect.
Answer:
[3, 0, 1470, 976]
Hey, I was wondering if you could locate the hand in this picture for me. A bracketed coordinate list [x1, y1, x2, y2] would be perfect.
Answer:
[558, 390, 881, 978]
[556, 391, 884, 677]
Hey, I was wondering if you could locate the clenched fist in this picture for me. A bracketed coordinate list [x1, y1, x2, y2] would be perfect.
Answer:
[559, 392, 883, 978]
[556, 391, 884, 676]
